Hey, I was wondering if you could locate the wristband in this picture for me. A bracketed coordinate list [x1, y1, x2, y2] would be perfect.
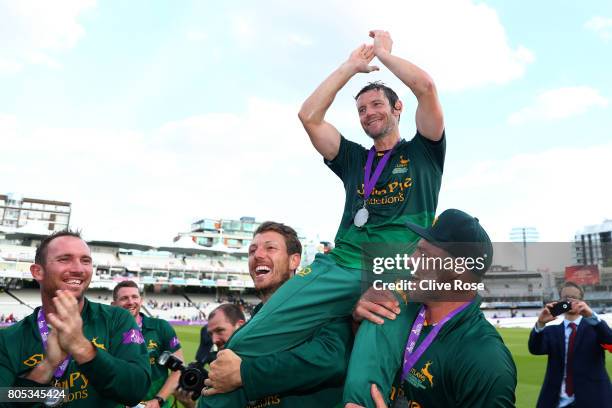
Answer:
[154, 396, 165, 406]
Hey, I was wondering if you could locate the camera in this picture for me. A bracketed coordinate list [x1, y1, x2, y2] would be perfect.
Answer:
[158, 351, 207, 400]
[549, 300, 572, 317]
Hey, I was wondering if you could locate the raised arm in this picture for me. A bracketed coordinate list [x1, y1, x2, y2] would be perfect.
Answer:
[298, 44, 379, 161]
[370, 30, 444, 141]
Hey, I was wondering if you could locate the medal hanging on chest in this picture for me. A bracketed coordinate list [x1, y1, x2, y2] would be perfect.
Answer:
[354, 204, 369, 228]
[354, 145, 396, 227]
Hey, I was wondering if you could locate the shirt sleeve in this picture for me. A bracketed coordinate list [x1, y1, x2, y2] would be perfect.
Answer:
[240, 317, 352, 401]
[584, 312, 601, 325]
[411, 131, 446, 173]
[324, 135, 366, 182]
[77, 308, 151, 406]
[160, 319, 181, 353]
[453, 335, 517, 408]
[0, 333, 15, 388]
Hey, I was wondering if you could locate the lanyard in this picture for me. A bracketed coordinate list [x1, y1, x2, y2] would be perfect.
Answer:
[363, 145, 396, 202]
[37, 309, 71, 379]
[401, 302, 471, 382]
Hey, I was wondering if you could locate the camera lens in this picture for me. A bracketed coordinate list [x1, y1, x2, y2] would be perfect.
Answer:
[183, 370, 199, 388]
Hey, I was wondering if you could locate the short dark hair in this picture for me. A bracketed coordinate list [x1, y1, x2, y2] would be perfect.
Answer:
[355, 81, 400, 111]
[560, 281, 584, 299]
[209, 303, 245, 325]
[254, 221, 302, 256]
[35, 229, 83, 266]
[113, 280, 140, 301]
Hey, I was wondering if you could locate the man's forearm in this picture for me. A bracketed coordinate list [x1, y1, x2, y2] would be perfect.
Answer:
[298, 62, 356, 125]
[157, 370, 180, 400]
[376, 51, 435, 100]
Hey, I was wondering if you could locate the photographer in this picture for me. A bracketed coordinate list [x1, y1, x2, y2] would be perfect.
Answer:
[174, 304, 245, 408]
[529, 281, 612, 408]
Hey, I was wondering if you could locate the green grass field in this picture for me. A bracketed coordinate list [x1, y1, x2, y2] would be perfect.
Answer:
[172, 325, 612, 408]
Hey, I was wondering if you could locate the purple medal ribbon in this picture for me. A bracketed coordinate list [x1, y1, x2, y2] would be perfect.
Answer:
[37, 309, 71, 379]
[363, 145, 396, 203]
[401, 301, 472, 382]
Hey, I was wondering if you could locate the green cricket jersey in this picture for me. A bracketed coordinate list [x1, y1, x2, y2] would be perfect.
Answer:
[200, 304, 352, 408]
[0, 299, 151, 407]
[140, 314, 181, 406]
[390, 299, 517, 408]
[326, 132, 445, 269]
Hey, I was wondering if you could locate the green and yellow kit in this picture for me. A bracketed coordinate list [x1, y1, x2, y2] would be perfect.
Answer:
[204, 132, 444, 407]
[139, 313, 181, 407]
[346, 298, 517, 408]
[0, 299, 151, 407]
[200, 303, 352, 408]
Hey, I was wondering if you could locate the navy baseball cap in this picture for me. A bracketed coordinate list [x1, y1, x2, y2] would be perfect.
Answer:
[406, 209, 493, 275]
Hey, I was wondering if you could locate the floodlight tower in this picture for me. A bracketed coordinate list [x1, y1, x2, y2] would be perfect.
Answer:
[510, 227, 539, 272]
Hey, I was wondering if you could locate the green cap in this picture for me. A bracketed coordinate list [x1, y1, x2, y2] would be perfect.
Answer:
[406, 209, 493, 275]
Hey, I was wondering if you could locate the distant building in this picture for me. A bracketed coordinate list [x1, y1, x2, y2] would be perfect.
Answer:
[574, 219, 612, 266]
[0, 193, 70, 232]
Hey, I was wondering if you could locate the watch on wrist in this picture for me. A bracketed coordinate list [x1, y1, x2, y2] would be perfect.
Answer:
[154, 396, 165, 406]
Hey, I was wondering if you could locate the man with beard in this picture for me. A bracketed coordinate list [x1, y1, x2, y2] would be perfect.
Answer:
[112, 280, 183, 408]
[202, 30, 444, 408]
[0, 230, 150, 407]
[199, 221, 352, 407]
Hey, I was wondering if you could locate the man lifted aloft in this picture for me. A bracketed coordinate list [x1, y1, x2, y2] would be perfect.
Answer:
[203, 29, 445, 408]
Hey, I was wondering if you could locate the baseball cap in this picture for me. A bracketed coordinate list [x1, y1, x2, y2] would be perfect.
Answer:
[405, 209, 493, 275]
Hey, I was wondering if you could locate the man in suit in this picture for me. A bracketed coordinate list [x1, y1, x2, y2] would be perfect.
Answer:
[529, 281, 612, 408]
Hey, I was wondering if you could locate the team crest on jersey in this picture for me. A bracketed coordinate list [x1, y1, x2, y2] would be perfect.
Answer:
[296, 266, 312, 277]
[406, 361, 434, 389]
[23, 353, 43, 367]
[392, 155, 410, 174]
[147, 339, 158, 350]
[91, 337, 106, 350]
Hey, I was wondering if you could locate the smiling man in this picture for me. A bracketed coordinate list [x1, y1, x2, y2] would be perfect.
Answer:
[112, 280, 183, 408]
[199, 221, 352, 407]
[0, 230, 150, 407]
[201, 30, 445, 408]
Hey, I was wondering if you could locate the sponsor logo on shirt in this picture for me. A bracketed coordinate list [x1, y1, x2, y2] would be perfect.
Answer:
[356, 176, 412, 207]
[122, 328, 145, 345]
[23, 353, 44, 367]
[52, 372, 89, 402]
[390, 385, 422, 408]
[169, 336, 180, 349]
[247, 395, 281, 408]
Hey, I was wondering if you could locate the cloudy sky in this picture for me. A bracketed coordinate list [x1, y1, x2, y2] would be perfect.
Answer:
[1, 0, 610, 245]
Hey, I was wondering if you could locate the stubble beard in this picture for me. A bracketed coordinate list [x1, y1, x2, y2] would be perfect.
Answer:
[364, 117, 395, 141]
[255, 272, 292, 302]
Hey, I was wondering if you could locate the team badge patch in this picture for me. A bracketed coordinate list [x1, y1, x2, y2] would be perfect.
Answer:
[122, 329, 145, 344]
[169, 336, 180, 348]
